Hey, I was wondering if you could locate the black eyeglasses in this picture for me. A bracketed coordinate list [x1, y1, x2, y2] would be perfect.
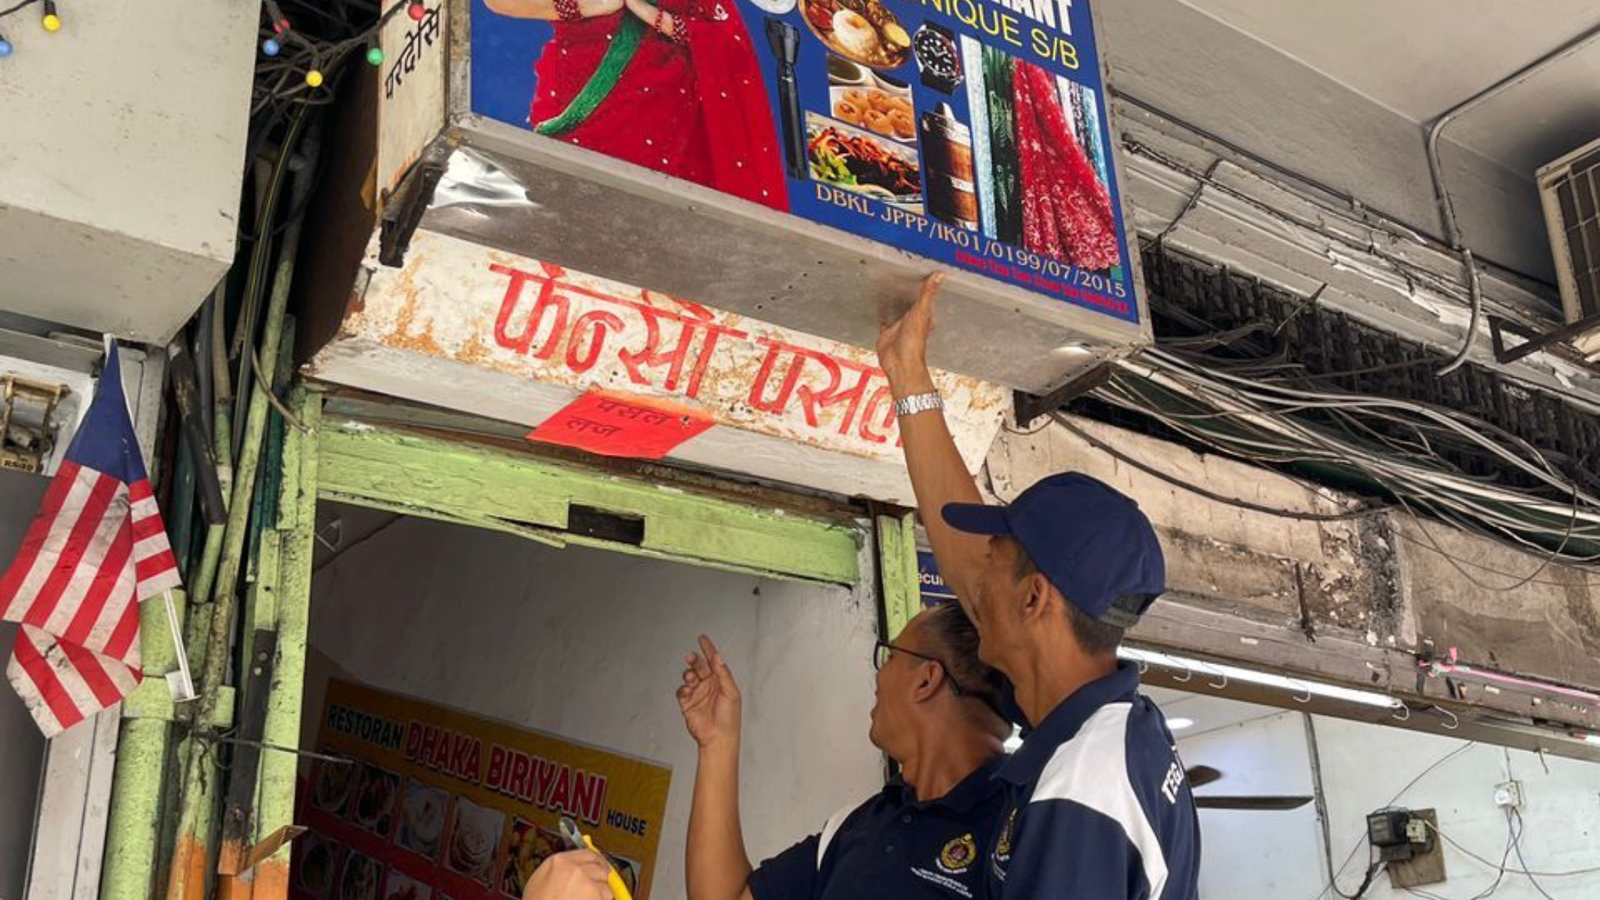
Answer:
[873, 640, 968, 697]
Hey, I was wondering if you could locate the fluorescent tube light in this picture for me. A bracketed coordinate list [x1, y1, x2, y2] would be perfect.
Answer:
[1119, 647, 1400, 710]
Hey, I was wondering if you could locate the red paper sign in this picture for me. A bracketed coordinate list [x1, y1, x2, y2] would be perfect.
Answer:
[527, 390, 714, 459]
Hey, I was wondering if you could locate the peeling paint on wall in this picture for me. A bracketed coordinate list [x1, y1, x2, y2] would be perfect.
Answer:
[309, 229, 1009, 502]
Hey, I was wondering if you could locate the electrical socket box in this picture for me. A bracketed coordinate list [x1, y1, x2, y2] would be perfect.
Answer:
[1366, 810, 1413, 852]
[1385, 809, 1447, 890]
[1494, 780, 1524, 810]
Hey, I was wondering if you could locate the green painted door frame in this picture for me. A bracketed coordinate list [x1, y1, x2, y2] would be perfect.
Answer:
[876, 510, 921, 641]
[314, 416, 866, 584]
[233, 391, 927, 895]
[110, 389, 923, 898]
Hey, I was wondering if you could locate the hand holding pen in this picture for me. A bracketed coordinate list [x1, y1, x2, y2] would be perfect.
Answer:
[519, 849, 615, 900]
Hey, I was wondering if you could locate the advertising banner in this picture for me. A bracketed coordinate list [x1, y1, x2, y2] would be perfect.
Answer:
[292, 679, 672, 900]
[469, 0, 1136, 322]
[917, 549, 957, 606]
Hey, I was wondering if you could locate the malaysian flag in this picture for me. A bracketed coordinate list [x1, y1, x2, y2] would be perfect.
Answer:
[1, 342, 182, 737]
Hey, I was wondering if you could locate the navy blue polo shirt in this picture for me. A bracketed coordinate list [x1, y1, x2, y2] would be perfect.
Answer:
[749, 757, 1007, 900]
[987, 663, 1200, 900]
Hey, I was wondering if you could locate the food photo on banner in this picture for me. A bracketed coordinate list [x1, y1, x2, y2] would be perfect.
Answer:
[291, 679, 670, 900]
[470, 0, 1138, 322]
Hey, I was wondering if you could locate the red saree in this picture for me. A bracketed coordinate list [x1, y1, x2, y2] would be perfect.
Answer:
[1013, 60, 1119, 271]
[530, 2, 789, 211]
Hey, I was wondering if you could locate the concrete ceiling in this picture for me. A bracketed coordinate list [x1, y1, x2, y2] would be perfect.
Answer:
[1172, 0, 1600, 177]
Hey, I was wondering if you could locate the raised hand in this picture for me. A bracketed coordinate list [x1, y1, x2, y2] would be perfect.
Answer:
[676, 634, 742, 750]
[877, 273, 942, 387]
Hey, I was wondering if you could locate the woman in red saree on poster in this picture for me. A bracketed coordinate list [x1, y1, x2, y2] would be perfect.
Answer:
[1012, 60, 1119, 271]
[485, 0, 789, 211]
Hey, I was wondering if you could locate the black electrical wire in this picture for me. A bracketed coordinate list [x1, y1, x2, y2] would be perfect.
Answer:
[1097, 347, 1600, 568]
[1138, 277, 1596, 520]
[1330, 856, 1384, 900]
[1426, 815, 1600, 879]
[1054, 415, 1380, 522]
[1307, 743, 1477, 900]
[0, 0, 38, 19]
[1509, 809, 1562, 900]
[1406, 811, 1518, 900]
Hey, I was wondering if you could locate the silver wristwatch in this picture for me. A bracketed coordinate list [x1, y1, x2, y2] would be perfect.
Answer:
[894, 392, 944, 418]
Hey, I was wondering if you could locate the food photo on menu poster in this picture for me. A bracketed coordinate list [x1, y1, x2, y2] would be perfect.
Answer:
[470, 0, 1138, 322]
[290, 680, 669, 900]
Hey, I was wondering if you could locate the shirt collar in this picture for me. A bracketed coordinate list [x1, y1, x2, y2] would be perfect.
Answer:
[997, 662, 1140, 786]
[887, 755, 1007, 813]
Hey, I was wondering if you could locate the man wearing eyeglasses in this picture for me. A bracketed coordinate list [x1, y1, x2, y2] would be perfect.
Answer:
[874, 275, 1201, 900]
[672, 602, 1012, 900]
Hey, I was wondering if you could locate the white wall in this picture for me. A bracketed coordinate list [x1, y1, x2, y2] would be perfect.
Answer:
[1176, 703, 1600, 900]
[1179, 711, 1329, 898]
[305, 512, 885, 900]
[1314, 718, 1600, 900]
[0, 472, 49, 900]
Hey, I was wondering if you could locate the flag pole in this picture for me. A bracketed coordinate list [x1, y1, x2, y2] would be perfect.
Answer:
[161, 590, 196, 702]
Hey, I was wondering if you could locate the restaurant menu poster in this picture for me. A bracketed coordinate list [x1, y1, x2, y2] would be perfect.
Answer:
[292, 679, 672, 900]
[468, 0, 1138, 322]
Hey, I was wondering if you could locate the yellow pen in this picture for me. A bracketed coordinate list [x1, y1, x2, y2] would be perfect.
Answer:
[559, 816, 634, 900]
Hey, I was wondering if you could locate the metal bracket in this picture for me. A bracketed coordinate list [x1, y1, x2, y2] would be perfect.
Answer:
[123, 682, 235, 726]
[1013, 362, 1116, 428]
[378, 156, 447, 268]
[1488, 313, 1600, 366]
[219, 629, 279, 881]
[1, 374, 68, 474]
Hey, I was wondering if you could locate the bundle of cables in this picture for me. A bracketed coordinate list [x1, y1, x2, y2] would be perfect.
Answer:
[1069, 342, 1600, 587]
[252, 0, 423, 118]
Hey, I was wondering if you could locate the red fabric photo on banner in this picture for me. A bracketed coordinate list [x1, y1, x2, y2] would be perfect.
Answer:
[527, 390, 715, 459]
[510, 0, 790, 212]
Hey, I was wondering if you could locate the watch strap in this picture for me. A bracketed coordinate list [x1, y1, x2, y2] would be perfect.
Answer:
[894, 392, 944, 418]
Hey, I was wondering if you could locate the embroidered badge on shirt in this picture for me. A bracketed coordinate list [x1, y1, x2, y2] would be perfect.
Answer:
[938, 833, 978, 875]
[994, 807, 1017, 862]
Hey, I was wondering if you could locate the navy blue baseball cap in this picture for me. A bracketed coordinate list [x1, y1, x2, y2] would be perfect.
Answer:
[942, 473, 1166, 626]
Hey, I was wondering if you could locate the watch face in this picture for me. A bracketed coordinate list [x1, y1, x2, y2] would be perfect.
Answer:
[913, 27, 959, 80]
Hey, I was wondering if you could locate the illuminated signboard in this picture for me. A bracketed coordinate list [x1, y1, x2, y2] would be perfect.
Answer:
[469, 0, 1136, 323]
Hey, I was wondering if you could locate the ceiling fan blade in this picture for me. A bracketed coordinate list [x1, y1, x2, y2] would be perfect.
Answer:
[1194, 796, 1315, 811]
[1186, 766, 1223, 789]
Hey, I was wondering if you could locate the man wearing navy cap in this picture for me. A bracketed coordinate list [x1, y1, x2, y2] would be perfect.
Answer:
[876, 274, 1201, 900]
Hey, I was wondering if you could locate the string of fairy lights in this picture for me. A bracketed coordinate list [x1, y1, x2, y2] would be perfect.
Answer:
[0, 0, 62, 57]
[259, 0, 427, 89]
[0, 0, 426, 78]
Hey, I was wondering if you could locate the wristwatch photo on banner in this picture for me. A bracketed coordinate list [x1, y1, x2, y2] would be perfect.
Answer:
[912, 21, 962, 93]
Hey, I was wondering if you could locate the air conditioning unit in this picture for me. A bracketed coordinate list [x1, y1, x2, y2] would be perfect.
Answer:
[1536, 136, 1600, 362]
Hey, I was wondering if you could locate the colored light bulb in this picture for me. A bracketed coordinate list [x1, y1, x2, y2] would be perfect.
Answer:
[42, 1, 59, 32]
[262, 38, 281, 56]
[305, 68, 324, 87]
[366, 45, 384, 66]
[408, 2, 426, 21]
[0, 36, 12, 57]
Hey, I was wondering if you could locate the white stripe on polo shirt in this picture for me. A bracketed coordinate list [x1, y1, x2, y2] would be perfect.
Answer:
[1029, 702, 1169, 899]
[816, 803, 857, 869]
